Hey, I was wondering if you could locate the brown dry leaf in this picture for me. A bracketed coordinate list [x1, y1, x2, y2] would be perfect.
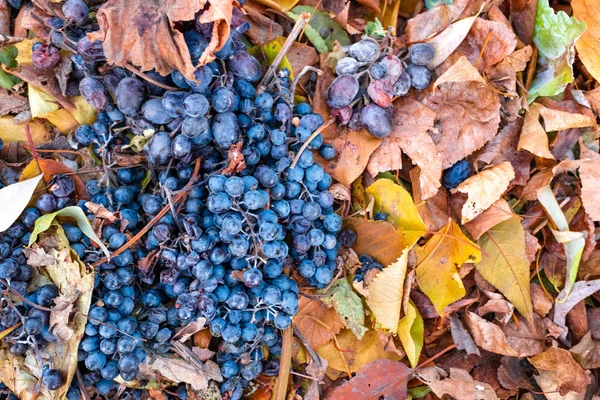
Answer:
[366, 135, 402, 177]
[173, 318, 207, 343]
[462, 199, 514, 240]
[577, 145, 600, 221]
[85, 201, 121, 237]
[520, 168, 554, 201]
[510, 0, 536, 45]
[326, 359, 409, 400]
[572, 0, 600, 83]
[584, 87, 600, 115]
[295, 296, 345, 349]
[473, 118, 532, 186]
[410, 167, 449, 232]
[327, 129, 382, 187]
[150, 355, 221, 391]
[0, 90, 28, 117]
[244, 4, 284, 44]
[570, 331, 600, 369]
[453, 18, 517, 73]
[502, 314, 546, 356]
[453, 162, 515, 223]
[343, 218, 406, 266]
[6, 65, 73, 113]
[88, 0, 232, 81]
[222, 142, 246, 175]
[20, 158, 88, 200]
[554, 280, 600, 342]
[405, 2, 464, 43]
[433, 56, 487, 87]
[497, 356, 534, 392]
[419, 367, 500, 400]
[387, 96, 443, 200]
[530, 347, 591, 395]
[537, 104, 597, 132]
[424, 80, 501, 168]
[534, 370, 586, 400]
[487, 46, 533, 95]
[464, 312, 520, 357]
[450, 314, 480, 356]
[531, 283, 553, 317]
[519, 105, 555, 159]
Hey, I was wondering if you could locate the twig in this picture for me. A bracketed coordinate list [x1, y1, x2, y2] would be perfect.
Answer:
[293, 325, 322, 369]
[273, 326, 293, 400]
[290, 119, 335, 168]
[75, 368, 91, 400]
[290, 66, 323, 97]
[122, 63, 179, 91]
[259, 12, 311, 90]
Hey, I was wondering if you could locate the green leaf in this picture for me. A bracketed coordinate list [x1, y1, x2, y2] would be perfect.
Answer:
[320, 278, 368, 340]
[365, 18, 386, 38]
[286, 6, 350, 53]
[528, 53, 575, 102]
[537, 186, 585, 301]
[0, 69, 17, 90]
[408, 386, 431, 398]
[424, 0, 454, 9]
[29, 206, 110, 258]
[397, 300, 424, 368]
[533, 0, 586, 60]
[0, 46, 18, 68]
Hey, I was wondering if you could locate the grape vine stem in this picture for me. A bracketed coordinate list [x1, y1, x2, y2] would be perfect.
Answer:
[290, 119, 335, 169]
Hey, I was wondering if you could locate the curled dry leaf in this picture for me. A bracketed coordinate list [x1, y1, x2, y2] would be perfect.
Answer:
[410, 167, 449, 233]
[570, 331, 600, 369]
[464, 312, 519, 356]
[450, 314, 480, 356]
[531, 283, 553, 317]
[326, 359, 410, 400]
[419, 367, 500, 400]
[0, 89, 28, 117]
[424, 14, 479, 69]
[554, 279, 600, 343]
[530, 347, 591, 395]
[433, 56, 487, 88]
[487, 46, 533, 95]
[88, 0, 232, 81]
[294, 294, 345, 349]
[424, 80, 501, 168]
[454, 162, 515, 223]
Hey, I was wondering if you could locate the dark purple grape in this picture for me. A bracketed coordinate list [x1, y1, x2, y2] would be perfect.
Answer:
[393, 71, 411, 96]
[409, 43, 435, 66]
[348, 39, 379, 62]
[115, 77, 145, 116]
[79, 77, 107, 110]
[226, 52, 262, 82]
[406, 64, 432, 90]
[62, 0, 88, 26]
[336, 57, 359, 75]
[42, 369, 64, 390]
[327, 75, 359, 108]
[361, 103, 392, 138]
[370, 62, 388, 80]
[31, 43, 61, 70]
[145, 132, 172, 165]
[77, 37, 104, 61]
[141, 98, 173, 125]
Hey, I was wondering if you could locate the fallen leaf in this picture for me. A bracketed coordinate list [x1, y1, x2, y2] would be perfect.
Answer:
[320, 278, 367, 340]
[295, 295, 345, 349]
[365, 135, 403, 177]
[397, 300, 424, 368]
[416, 219, 481, 315]
[477, 217, 533, 321]
[251, 0, 299, 12]
[519, 105, 555, 159]
[531, 283, 553, 317]
[365, 179, 426, 248]
[572, 0, 600, 83]
[0, 173, 43, 232]
[362, 251, 408, 334]
[150, 355, 221, 391]
[453, 18, 517, 72]
[578, 145, 600, 222]
[530, 347, 591, 395]
[464, 312, 519, 356]
[450, 313, 480, 356]
[173, 318, 207, 343]
[327, 129, 382, 188]
[0, 89, 28, 117]
[424, 80, 501, 168]
[317, 329, 403, 375]
[29, 206, 110, 258]
[326, 359, 410, 400]
[537, 104, 597, 132]
[343, 218, 406, 266]
[570, 331, 600, 369]
[487, 46, 533, 95]
[0, 117, 51, 145]
[534, 369, 586, 400]
[244, 4, 284, 44]
[554, 280, 600, 343]
[433, 56, 487, 87]
[387, 97, 443, 200]
[477, 298, 514, 324]
[502, 314, 547, 356]
[89, 0, 232, 81]
[462, 199, 514, 240]
[20, 158, 88, 200]
[419, 367, 500, 400]
[426, 14, 479, 69]
[285, 6, 350, 53]
[405, 2, 463, 44]
[410, 167, 449, 232]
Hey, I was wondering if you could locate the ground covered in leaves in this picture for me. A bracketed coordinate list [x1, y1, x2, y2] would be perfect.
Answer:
[1, 0, 600, 399]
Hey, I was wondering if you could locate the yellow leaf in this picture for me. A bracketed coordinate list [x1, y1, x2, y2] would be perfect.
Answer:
[416, 220, 481, 315]
[366, 179, 427, 248]
[45, 96, 97, 133]
[28, 84, 60, 118]
[364, 251, 408, 334]
[0, 117, 51, 145]
[317, 329, 402, 377]
[378, 0, 401, 34]
[262, 38, 295, 80]
[453, 162, 515, 224]
[477, 217, 533, 322]
[252, 0, 299, 12]
[573, 0, 600, 83]
[518, 105, 555, 160]
[397, 300, 423, 368]
[14, 38, 40, 65]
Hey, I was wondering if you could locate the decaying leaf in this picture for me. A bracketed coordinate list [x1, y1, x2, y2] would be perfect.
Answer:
[320, 278, 368, 340]
[416, 219, 481, 315]
[327, 359, 410, 399]
[149, 355, 222, 391]
[554, 279, 600, 342]
[0, 117, 51, 146]
[433, 56, 487, 87]
[462, 199, 514, 240]
[477, 217, 533, 321]
[537, 103, 597, 132]
[343, 218, 406, 266]
[326, 129, 382, 188]
[450, 314, 480, 356]
[88, 0, 232, 81]
[464, 312, 519, 357]
[519, 105, 555, 159]
[295, 295, 345, 349]
[530, 347, 591, 395]
[454, 162, 515, 223]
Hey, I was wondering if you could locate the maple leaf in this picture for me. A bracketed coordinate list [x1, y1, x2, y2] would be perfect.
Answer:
[365, 179, 427, 248]
[294, 295, 344, 349]
[476, 217, 533, 322]
[530, 347, 591, 395]
[453, 161, 515, 224]
[88, 0, 233, 81]
[415, 219, 481, 315]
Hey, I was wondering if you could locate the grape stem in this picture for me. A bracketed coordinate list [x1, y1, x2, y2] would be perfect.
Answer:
[290, 119, 334, 169]
[258, 12, 311, 92]
[291, 66, 323, 97]
[122, 63, 179, 91]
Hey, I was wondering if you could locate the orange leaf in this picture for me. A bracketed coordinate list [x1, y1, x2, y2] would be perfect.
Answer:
[20, 158, 88, 200]
[343, 218, 406, 266]
[294, 295, 344, 349]
[572, 0, 600, 83]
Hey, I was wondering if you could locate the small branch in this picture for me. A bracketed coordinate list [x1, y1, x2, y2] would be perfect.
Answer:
[122, 63, 179, 91]
[291, 66, 323, 97]
[290, 119, 335, 168]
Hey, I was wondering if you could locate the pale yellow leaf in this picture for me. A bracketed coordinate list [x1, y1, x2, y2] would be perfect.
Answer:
[433, 56, 486, 88]
[28, 84, 60, 118]
[416, 220, 481, 315]
[518, 105, 555, 159]
[454, 161, 515, 224]
[0, 117, 51, 145]
[476, 217, 533, 322]
[365, 179, 427, 248]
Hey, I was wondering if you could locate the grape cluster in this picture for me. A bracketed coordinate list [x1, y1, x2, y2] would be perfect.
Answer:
[327, 39, 436, 138]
